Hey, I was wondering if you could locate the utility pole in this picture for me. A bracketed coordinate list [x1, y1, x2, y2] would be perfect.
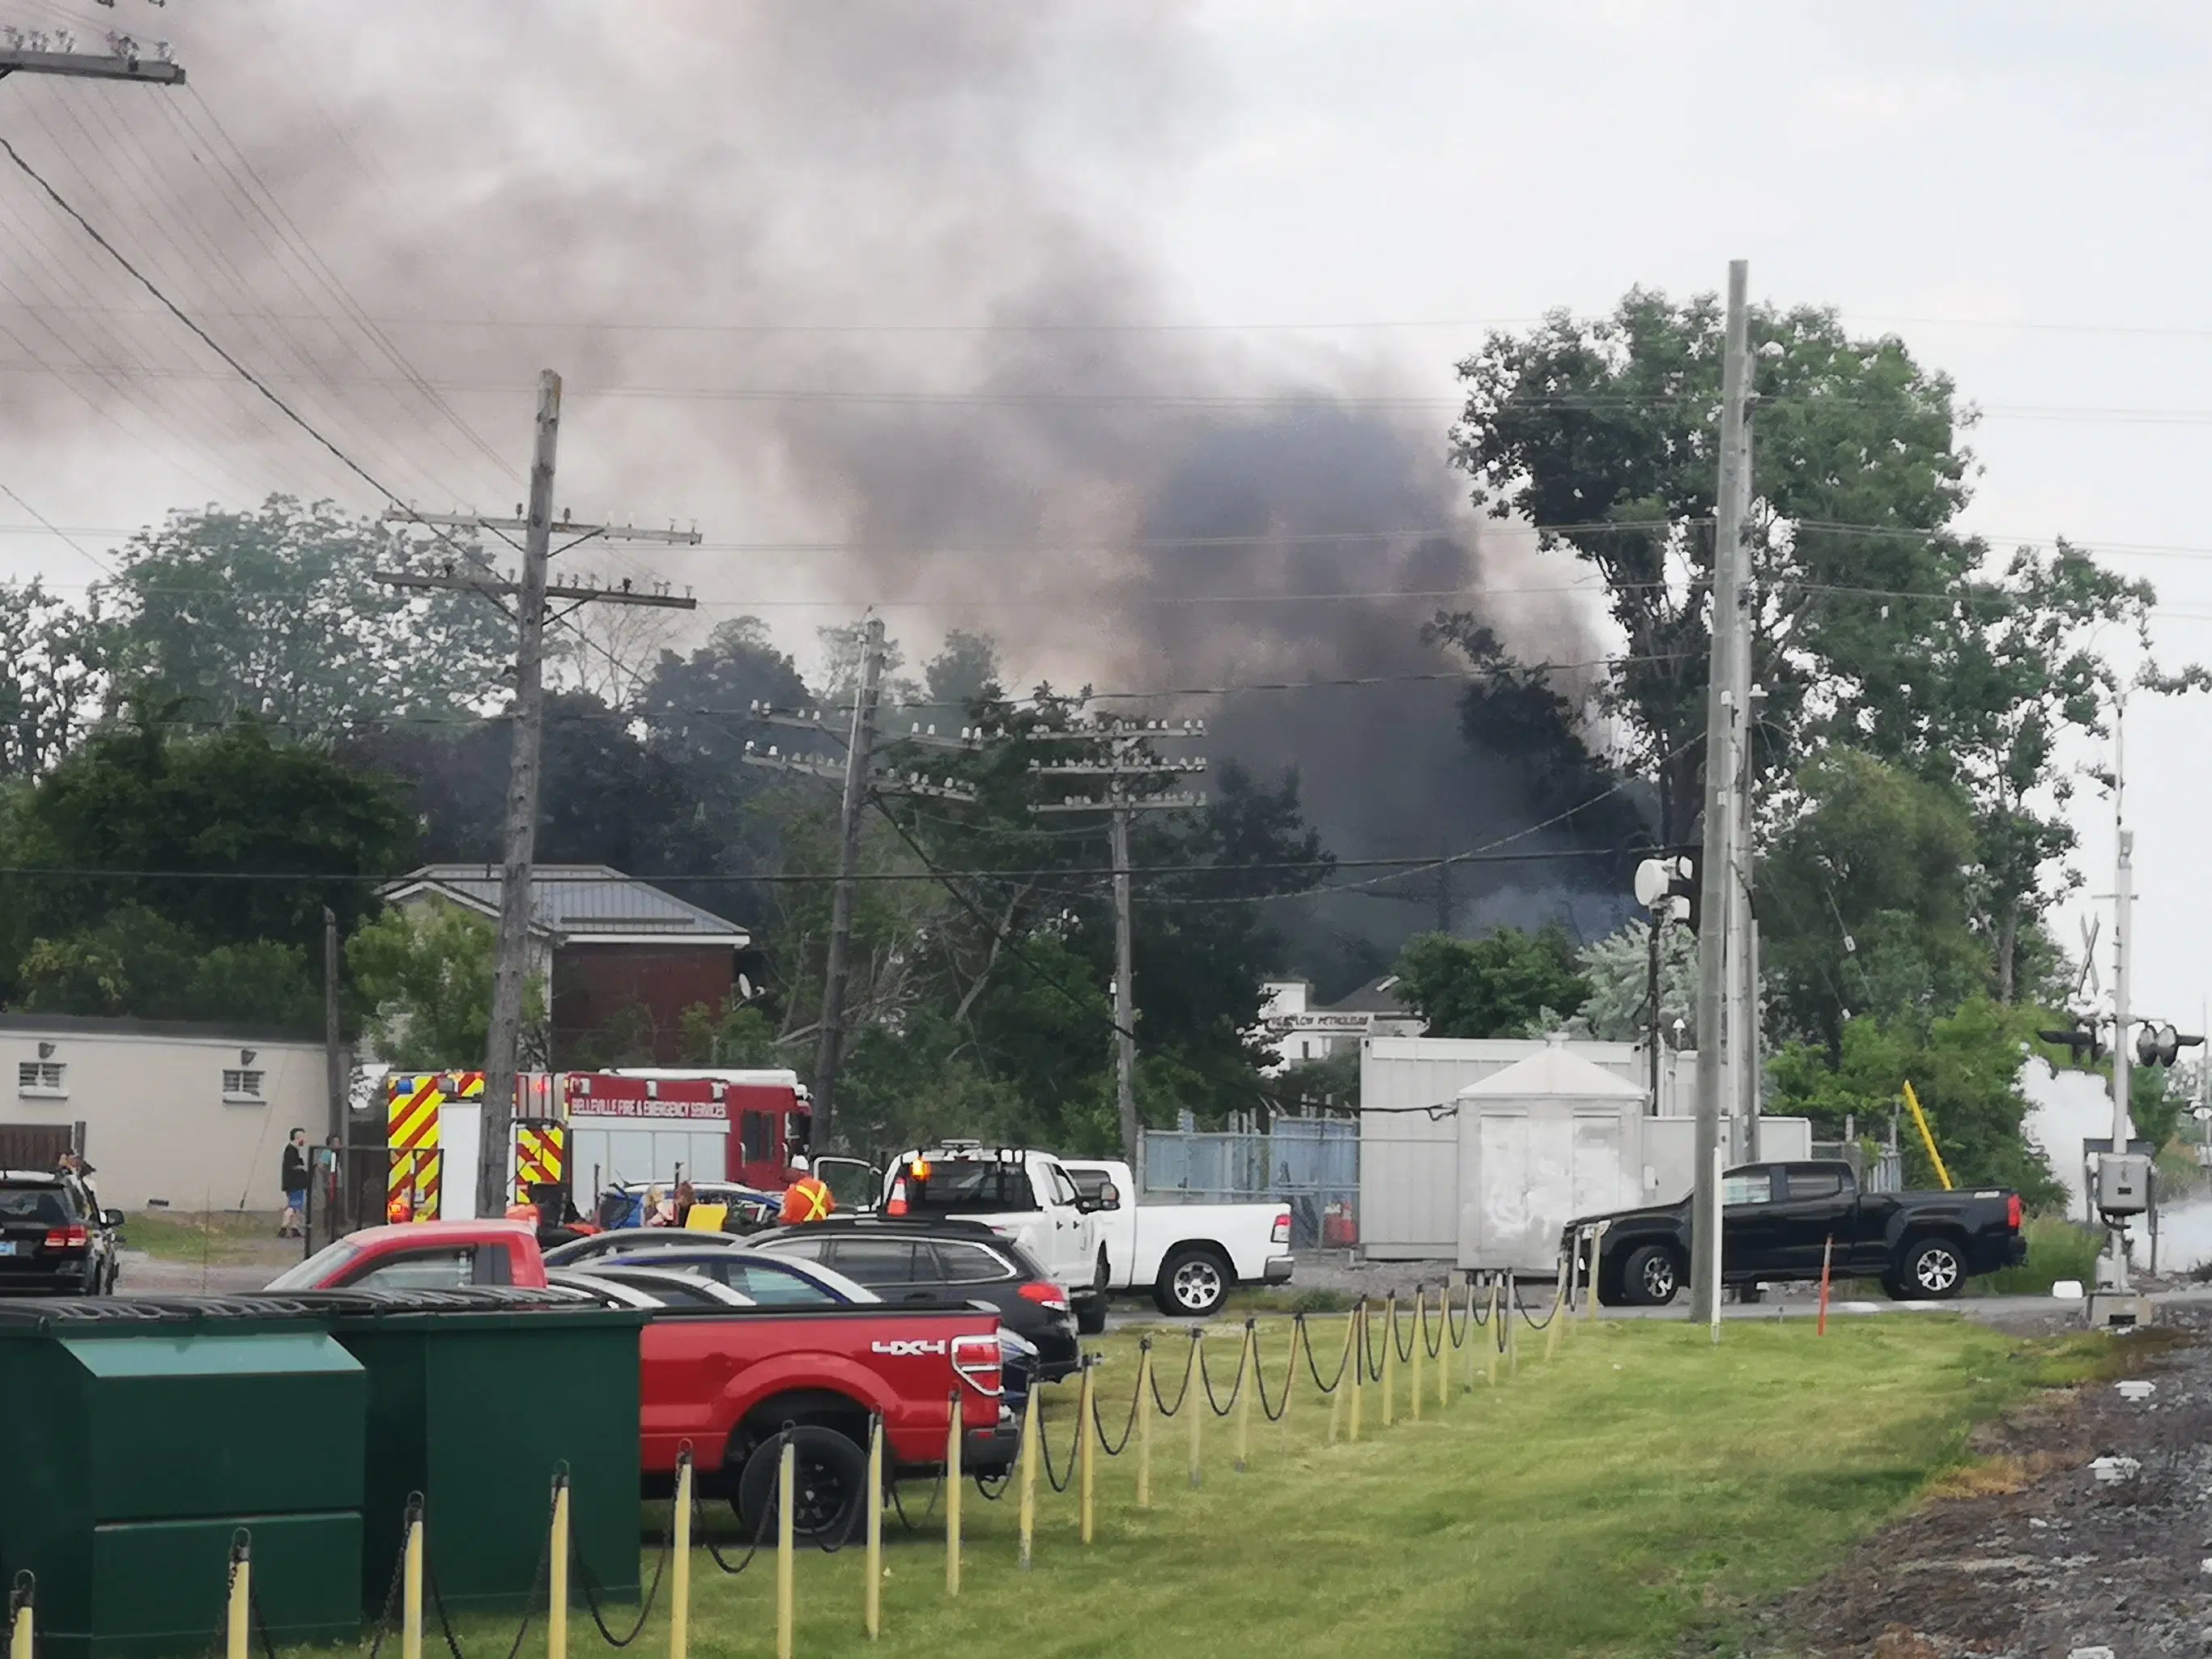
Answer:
[1032, 721, 1209, 1168]
[323, 906, 343, 1141]
[376, 370, 700, 1215]
[1690, 258, 1751, 1334]
[0, 25, 185, 89]
[2109, 702, 2136, 1291]
[813, 619, 887, 1149]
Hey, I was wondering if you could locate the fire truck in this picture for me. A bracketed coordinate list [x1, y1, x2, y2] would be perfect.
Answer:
[383, 1067, 810, 1223]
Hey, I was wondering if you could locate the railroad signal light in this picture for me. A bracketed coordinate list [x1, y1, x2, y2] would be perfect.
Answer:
[2133, 1022, 2205, 1069]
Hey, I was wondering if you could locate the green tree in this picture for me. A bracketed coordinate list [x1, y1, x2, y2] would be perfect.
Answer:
[100, 496, 510, 735]
[1766, 998, 2061, 1206]
[0, 714, 415, 1006]
[347, 904, 547, 1069]
[1391, 925, 1590, 1040]
[15, 904, 318, 1026]
[1759, 748, 1987, 1053]
[0, 577, 103, 778]
[1563, 918, 1697, 1044]
[1450, 290, 1972, 844]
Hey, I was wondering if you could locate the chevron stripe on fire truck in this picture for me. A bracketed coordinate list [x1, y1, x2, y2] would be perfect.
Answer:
[515, 1121, 565, 1189]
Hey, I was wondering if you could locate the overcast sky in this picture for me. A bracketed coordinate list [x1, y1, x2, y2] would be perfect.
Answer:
[0, 2, 2206, 1017]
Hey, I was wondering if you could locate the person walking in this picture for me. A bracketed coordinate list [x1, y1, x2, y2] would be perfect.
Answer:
[279, 1128, 309, 1239]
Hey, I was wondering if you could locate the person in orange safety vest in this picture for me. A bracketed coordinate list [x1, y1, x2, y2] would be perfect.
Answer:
[780, 1157, 835, 1224]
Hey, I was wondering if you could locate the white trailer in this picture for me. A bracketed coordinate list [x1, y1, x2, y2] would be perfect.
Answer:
[1360, 1034, 1810, 1266]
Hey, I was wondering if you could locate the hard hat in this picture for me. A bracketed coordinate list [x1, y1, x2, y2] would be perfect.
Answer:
[788, 1155, 810, 1175]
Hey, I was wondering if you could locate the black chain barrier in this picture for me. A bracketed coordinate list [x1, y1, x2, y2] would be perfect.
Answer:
[1360, 1300, 1389, 1383]
[700, 1452, 784, 1574]
[359, 1499, 415, 1659]
[1148, 1331, 1200, 1418]
[1090, 1354, 1144, 1455]
[1252, 1322, 1296, 1423]
[1419, 1290, 1446, 1361]
[1035, 1395, 1083, 1493]
[887, 1467, 945, 1533]
[1512, 1276, 1560, 1330]
[424, 1482, 552, 1659]
[1195, 1329, 1248, 1417]
[572, 1495, 676, 1648]
[1390, 1299, 1418, 1365]
[1301, 1307, 1355, 1395]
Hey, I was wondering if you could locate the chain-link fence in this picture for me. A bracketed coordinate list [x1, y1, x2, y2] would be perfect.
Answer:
[1140, 1120, 1357, 1248]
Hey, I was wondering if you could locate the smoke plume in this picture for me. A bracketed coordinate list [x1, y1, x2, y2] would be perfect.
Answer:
[0, 0, 1623, 955]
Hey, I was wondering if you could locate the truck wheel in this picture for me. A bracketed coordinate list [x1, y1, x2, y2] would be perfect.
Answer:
[734, 1426, 868, 1544]
[1895, 1238, 1964, 1300]
[1074, 1252, 1110, 1335]
[1155, 1244, 1231, 1318]
[1619, 1245, 1680, 1308]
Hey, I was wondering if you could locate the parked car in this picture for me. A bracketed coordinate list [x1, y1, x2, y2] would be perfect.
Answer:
[549, 1265, 758, 1308]
[838, 1145, 1112, 1333]
[1569, 1159, 2030, 1305]
[542, 1229, 751, 1269]
[1057, 1158, 1294, 1317]
[747, 1215, 1082, 1381]
[547, 1233, 1046, 1410]
[0, 1168, 120, 1296]
[262, 1218, 1015, 1538]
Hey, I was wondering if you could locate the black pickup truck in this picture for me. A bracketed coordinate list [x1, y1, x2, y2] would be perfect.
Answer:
[1564, 1160, 2027, 1306]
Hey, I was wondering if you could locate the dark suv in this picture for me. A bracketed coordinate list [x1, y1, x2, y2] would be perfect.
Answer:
[0, 1169, 120, 1295]
[750, 1216, 1082, 1382]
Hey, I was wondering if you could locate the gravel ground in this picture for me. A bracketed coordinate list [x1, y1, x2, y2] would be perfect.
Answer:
[1763, 1306, 2212, 1657]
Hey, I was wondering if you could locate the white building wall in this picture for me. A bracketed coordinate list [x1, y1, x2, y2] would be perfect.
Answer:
[0, 1019, 325, 1211]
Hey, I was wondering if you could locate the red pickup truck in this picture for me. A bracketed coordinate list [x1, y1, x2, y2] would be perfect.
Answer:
[267, 1221, 1014, 1537]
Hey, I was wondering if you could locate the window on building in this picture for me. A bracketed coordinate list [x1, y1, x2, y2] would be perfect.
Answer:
[16, 1061, 65, 1098]
[222, 1069, 265, 1102]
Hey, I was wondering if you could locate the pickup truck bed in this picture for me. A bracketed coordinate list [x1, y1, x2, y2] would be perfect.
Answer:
[1568, 1159, 2027, 1306]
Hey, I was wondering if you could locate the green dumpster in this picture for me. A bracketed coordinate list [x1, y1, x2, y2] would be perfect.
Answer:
[0, 1297, 366, 1659]
[316, 1288, 647, 1619]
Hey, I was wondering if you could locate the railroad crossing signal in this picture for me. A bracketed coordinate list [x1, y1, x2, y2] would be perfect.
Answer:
[2133, 1022, 2205, 1069]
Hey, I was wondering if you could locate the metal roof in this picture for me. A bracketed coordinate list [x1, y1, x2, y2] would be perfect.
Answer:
[383, 864, 747, 944]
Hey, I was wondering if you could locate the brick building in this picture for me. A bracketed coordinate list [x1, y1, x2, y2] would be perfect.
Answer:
[380, 864, 752, 1065]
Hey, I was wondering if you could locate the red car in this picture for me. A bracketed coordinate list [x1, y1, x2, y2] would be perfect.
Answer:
[268, 1220, 1013, 1537]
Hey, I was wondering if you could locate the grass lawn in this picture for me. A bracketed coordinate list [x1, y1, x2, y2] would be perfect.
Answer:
[602, 1308, 2112, 1659]
[117, 1207, 290, 1262]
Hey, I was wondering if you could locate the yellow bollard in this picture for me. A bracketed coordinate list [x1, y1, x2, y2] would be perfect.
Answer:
[227, 1538, 250, 1659]
[1234, 1321, 1254, 1471]
[1507, 1278, 1520, 1377]
[1187, 1332, 1205, 1487]
[945, 1391, 963, 1596]
[1380, 1294, 1396, 1428]
[1348, 1304, 1364, 1443]
[1410, 1289, 1424, 1423]
[1279, 1321, 1297, 1446]
[9, 1577, 31, 1659]
[549, 1477, 570, 1659]
[1584, 1225, 1606, 1320]
[1327, 1314, 1346, 1444]
[862, 1421, 881, 1639]
[1545, 1254, 1568, 1363]
[402, 1503, 424, 1659]
[670, 1457, 692, 1659]
[775, 1442, 795, 1659]
[1078, 1358, 1098, 1544]
[1439, 1286, 1452, 1411]
[1134, 1340, 1154, 1510]
[1016, 1384, 1041, 1568]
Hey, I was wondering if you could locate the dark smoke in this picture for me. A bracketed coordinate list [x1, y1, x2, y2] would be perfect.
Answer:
[0, 1, 1627, 955]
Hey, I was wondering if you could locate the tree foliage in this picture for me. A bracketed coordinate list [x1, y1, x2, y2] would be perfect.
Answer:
[1391, 925, 1590, 1040]
[0, 715, 414, 1015]
[0, 578, 103, 778]
[347, 904, 546, 1069]
[1767, 998, 2061, 1206]
[1759, 748, 1987, 1054]
[100, 497, 510, 735]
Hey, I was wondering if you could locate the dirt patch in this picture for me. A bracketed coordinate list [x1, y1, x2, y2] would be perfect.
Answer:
[1763, 1310, 2212, 1657]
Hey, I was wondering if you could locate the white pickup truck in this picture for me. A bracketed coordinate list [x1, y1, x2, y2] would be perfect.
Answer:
[1060, 1157, 1294, 1317]
[832, 1142, 1294, 1325]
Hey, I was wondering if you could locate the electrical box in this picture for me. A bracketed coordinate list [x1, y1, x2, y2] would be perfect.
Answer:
[2096, 1151, 2152, 1217]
